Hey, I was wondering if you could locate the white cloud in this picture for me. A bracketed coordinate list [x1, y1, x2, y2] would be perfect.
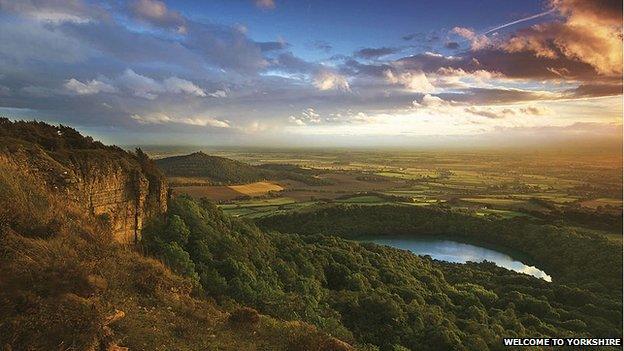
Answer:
[116, 69, 207, 99]
[118, 69, 163, 99]
[384, 69, 435, 93]
[313, 69, 350, 91]
[289, 107, 322, 125]
[412, 94, 449, 108]
[163, 77, 206, 97]
[208, 89, 228, 98]
[64, 78, 116, 95]
[131, 113, 230, 128]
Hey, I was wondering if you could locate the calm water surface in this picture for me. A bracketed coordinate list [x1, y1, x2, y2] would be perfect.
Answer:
[367, 237, 552, 281]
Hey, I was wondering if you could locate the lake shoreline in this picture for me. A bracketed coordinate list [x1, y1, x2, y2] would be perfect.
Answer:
[354, 234, 552, 281]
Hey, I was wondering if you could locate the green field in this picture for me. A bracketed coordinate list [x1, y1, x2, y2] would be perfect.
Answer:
[152, 148, 622, 232]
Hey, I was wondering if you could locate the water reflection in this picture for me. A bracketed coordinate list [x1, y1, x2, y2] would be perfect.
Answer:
[369, 238, 552, 282]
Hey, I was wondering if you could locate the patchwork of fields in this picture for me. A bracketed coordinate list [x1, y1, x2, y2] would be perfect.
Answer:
[160, 149, 622, 231]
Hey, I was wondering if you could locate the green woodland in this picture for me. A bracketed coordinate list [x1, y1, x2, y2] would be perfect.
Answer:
[142, 197, 622, 350]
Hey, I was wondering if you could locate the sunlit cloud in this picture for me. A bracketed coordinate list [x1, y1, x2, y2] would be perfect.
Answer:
[0, 0, 620, 146]
[313, 69, 350, 91]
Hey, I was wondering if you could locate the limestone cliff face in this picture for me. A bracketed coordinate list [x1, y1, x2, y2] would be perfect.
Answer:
[67, 160, 168, 243]
[0, 142, 167, 244]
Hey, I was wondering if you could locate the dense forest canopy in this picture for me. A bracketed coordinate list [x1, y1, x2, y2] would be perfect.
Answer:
[142, 196, 622, 350]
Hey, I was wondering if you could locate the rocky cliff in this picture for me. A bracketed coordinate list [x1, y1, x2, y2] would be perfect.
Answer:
[0, 119, 167, 243]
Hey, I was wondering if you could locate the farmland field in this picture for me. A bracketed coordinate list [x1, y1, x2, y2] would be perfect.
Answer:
[150, 148, 621, 231]
[173, 181, 283, 201]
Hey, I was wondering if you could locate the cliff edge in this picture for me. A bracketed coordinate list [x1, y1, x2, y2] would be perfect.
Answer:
[0, 118, 167, 243]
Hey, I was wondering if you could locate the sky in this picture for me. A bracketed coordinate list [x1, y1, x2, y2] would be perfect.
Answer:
[0, 0, 621, 148]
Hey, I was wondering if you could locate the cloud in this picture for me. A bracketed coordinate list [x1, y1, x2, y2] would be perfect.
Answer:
[208, 89, 228, 98]
[383, 69, 434, 93]
[185, 21, 269, 74]
[442, 87, 555, 104]
[289, 108, 321, 125]
[463, 105, 548, 119]
[354, 47, 399, 59]
[117, 69, 163, 99]
[0, 16, 93, 63]
[566, 84, 623, 98]
[402, 32, 440, 43]
[412, 94, 449, 108]
[258, 40, 289, 52]
[452, 27, 490, 50]
[0, 0, 106, 23]
[163, 77, 206, 97]
[128, 0, 186, 33]
[464, 106, 509, 119]
[500, 0, 622, 75]
[519, 106, 550, 115]
[254, 0, 275, 10]
[114, 69, 207, 99]
[131, 113, 230, 128]
[312, 40, 332, 53]
[64, 78, 116, 95]
[313, 69, 350, 91]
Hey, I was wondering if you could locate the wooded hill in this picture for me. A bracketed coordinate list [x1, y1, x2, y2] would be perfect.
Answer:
[156, 151, 330, 185]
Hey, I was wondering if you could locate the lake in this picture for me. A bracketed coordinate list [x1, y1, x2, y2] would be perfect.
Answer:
[366, 237, 552, 281]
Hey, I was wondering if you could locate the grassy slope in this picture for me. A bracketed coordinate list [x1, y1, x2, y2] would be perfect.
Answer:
[0, 158, 350, 350]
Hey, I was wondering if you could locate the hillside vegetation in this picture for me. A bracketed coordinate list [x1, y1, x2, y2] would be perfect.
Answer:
[156, 151, 330, 185]
[142, 197, 622, 350]
[1, 120, 621, 350]
[0, 121, 349, 351]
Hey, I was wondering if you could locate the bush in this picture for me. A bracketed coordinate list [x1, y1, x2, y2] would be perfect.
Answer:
[229, 307, 261, 328]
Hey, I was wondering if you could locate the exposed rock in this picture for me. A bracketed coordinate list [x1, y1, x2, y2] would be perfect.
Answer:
[0, 135, 167, 244]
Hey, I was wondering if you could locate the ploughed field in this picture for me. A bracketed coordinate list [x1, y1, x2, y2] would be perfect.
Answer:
[172, 181, 284, 201]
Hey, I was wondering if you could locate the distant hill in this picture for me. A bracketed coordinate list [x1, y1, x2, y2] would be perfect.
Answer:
[156, 151, 266, 184]
[156, 151, 332, 185]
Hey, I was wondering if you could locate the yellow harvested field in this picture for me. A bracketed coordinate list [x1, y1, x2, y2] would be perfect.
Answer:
[229, 181, 283, 196]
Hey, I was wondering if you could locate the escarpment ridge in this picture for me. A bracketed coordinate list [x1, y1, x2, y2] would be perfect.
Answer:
[0, 118, 167, 243]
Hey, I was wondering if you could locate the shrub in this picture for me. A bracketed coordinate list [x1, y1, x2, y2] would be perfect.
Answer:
[229, 307, 261, 328]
